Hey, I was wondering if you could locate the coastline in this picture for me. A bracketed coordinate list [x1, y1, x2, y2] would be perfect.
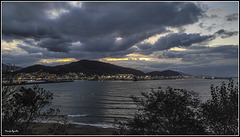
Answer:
[2, 76, 235, 86]
[3, 122, 120, 135]
[2, 80, 74, 86]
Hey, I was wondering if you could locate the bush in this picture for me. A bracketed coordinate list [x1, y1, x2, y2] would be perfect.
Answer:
[117, 80, 238, 135]
[2, 85, 60, 134]
[117, 86, 206, 135]
[201, 80, 238, 135]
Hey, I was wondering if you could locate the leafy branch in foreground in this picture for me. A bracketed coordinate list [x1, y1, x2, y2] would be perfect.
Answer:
[201, 80, 238, 134]
[2, 85, 60, 134]
[116, 80, 238, 135]
[116, 86, 206, 135]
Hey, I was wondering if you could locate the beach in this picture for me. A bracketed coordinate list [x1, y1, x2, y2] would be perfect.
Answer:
[3, 123, 120, 135]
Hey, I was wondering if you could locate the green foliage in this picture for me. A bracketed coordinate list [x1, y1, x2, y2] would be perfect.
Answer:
[117, 87, 206, 135]
[117, 80, 238, 135]
[201, 80, 238, 135]
[2, 85, 60, 134]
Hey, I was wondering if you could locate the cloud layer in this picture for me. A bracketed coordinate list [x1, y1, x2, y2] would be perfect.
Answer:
[2, 2, 239, 77]
[3, 2, 204, 54]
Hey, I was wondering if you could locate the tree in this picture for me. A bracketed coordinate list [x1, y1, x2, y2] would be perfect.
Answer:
[116, 86, 206, 135]
[116, 80, 238, 135]
[2, 85, 60, 134]
[201, 80, 238, 135]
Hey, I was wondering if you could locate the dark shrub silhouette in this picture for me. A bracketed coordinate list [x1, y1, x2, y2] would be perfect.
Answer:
[117, 86, 206, 135]
[2, 85, 60, 134]
[201, 80, 238, 135]
[117, 80, 238, 135]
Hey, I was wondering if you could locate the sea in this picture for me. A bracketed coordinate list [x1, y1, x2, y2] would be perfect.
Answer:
[26, 78, 238, 128]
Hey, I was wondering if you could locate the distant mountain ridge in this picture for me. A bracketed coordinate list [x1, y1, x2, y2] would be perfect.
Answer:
[146, 70, 182, 77]
[15, 60, 183, 77]
[2, 63, 23, 72]
[178, 71, 193, 76]
[16, 60, 144, 76]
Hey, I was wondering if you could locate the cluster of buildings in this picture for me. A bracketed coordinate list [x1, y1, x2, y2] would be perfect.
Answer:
[3, 72, 185, 84]
[4, 71, 231, 86]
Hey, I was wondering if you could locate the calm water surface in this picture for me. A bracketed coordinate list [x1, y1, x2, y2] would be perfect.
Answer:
[31, 78, 238, 127]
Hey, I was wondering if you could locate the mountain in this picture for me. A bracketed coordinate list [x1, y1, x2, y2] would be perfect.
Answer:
[16, 60, 145, 76]
[178, 71, 193, 76]
[15, 64, 55, 74]
[15, 60, 187, 77]
[2, 63, 23, 72]
[146, 70, 182, 77]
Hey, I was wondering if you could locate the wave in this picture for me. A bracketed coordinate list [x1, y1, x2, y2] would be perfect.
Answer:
[83, 115, 134, 120]
[100, 98, 133, 101]
[98, 102, 136, 105]
[96, 94, 133, 98]
[68, 114, 87, 117]
[69, 121, 115, 128]
[52, 105, 137, 110]
[34, 119, 117, 129]
[66, 114, 134, 124]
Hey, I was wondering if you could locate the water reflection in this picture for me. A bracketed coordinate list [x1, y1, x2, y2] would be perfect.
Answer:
[25, 78, 237, 125]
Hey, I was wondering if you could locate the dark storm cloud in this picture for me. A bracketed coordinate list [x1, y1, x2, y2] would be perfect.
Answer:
[23, 39, 37, 47]
[137, 29, 237, 56]
[2, 2, 70, 20]
[17, 44, 44, 53]
[214, 29, 238, 38]
[2, 2, 69, 39]
[2, 2, 204, 54]
[225, 13, 238, 21]
[82, 2, 203, 30]
[37, 37, 72, 52]
[137, 33, 214, 55]
[154, 33, 214, 50]
[2, 54, 43, 68]
[161, 45, 238, 64]
[79, 27, 166, 52]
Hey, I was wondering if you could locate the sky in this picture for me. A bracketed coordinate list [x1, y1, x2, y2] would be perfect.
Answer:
[1, 1, 239, 77]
